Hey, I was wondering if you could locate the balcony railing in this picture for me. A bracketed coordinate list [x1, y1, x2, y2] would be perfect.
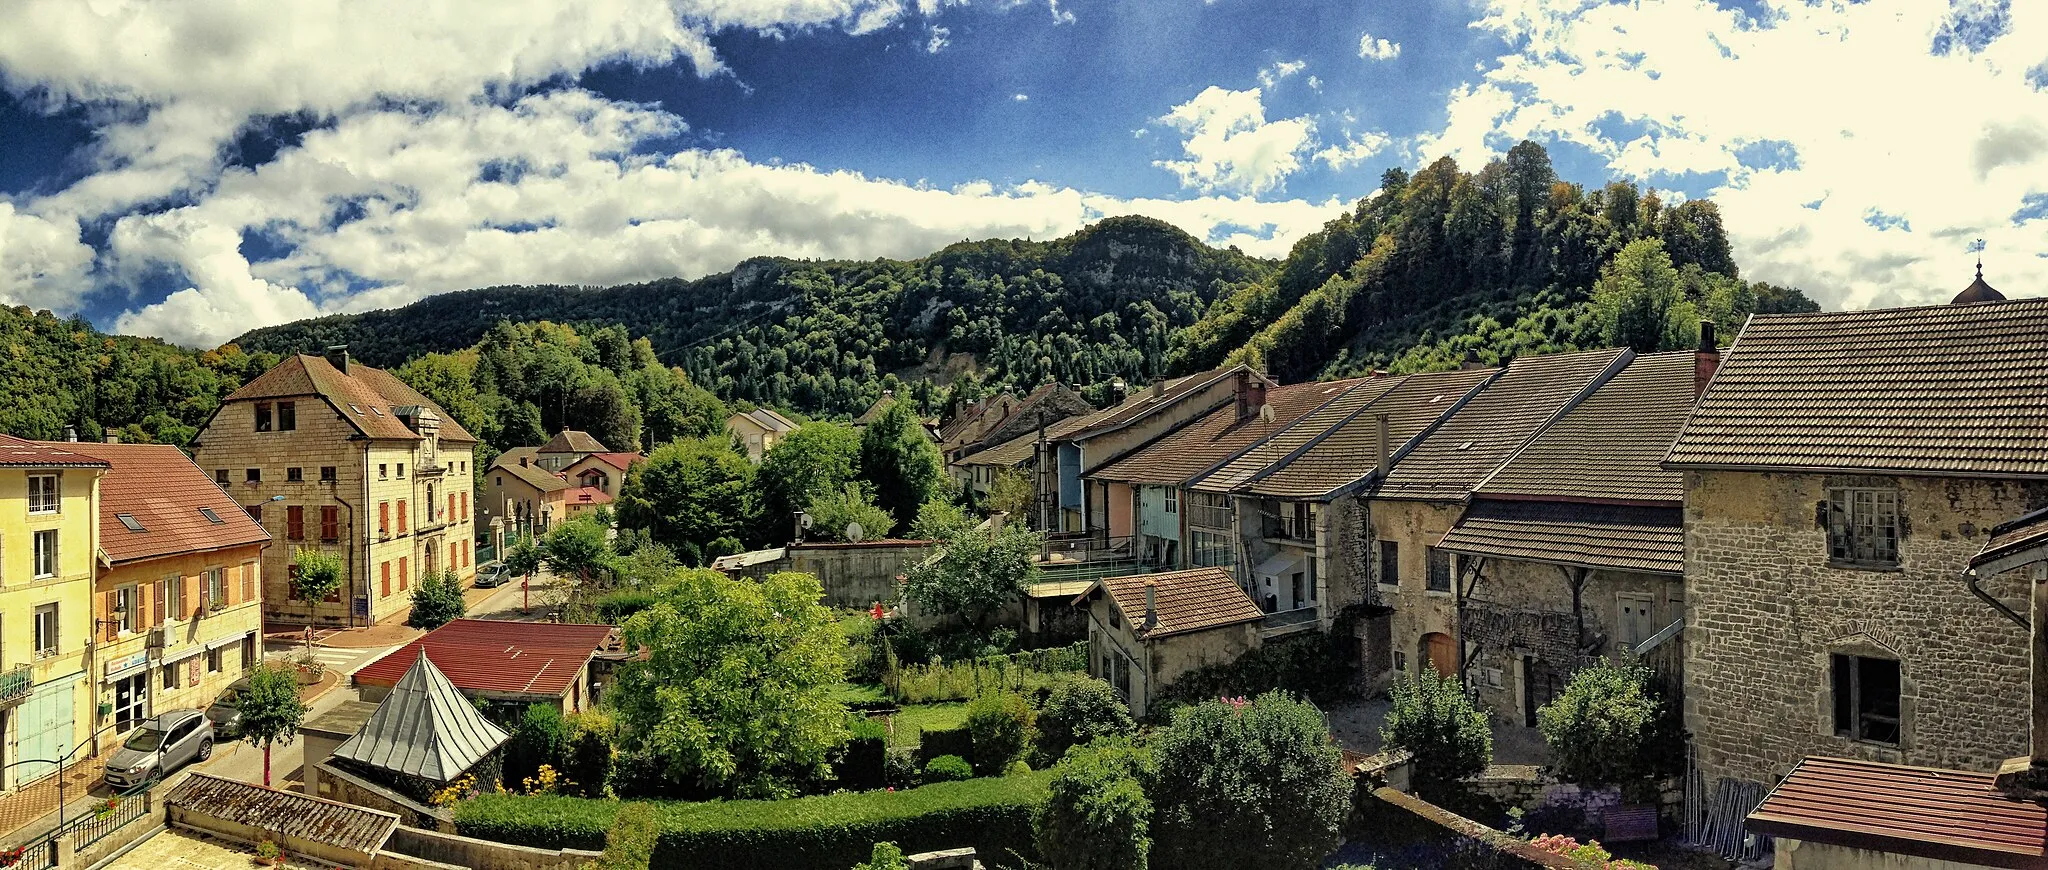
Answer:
[1258, 607, 1320, 639]
[0, 664, 35, 709]
[1039, 533, 1136, 564]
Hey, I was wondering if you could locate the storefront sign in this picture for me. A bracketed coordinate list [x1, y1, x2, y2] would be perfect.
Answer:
[102, 650, 150, 677]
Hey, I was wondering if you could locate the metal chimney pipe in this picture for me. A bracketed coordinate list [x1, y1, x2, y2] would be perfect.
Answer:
[1375, 413, 1391, 475]
[1143, 580, 1159, 632]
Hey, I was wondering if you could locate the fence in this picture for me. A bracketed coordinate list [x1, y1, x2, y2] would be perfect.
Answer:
[59, 784, 149, 851]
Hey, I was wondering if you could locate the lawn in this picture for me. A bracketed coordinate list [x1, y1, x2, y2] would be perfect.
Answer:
[831, 682, 889, 706]
[874, 702, 969, 749]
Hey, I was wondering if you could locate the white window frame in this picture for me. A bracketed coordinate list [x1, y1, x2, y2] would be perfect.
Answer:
[205, 568, 227, 610]
[160, 574, 180, 623]
[1163, 487, 1179, 515]
[33, 603, 59, 659]
[27, 474, 59, 514]
[32, 529, 58, 578]
[1827, 487, 1900, 567]
[115, 584, 137, 635]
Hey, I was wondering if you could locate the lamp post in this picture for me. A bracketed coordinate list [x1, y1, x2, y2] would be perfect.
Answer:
[2, 724, 124, 832]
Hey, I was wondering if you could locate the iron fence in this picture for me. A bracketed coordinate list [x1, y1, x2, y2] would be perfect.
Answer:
[60, 783, 149, 850]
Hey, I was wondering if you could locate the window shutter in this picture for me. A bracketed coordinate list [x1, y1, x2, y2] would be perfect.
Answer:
[286, 506, 304, 540]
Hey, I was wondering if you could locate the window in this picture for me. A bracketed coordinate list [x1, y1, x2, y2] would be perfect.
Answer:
[27, 474, 59, 514]
[1379, 541, 1400, 587]
[162, 575, 183, 621]
[1189, 492, 1232, 529]
[426, 484, 438, 521]
[1191, 530, 1235, 568]
[245, 468, 261, 483]
[255, 402, 272, 432]
[1617, 594, 1655, 649]
[1278, 501, 1313, 540]
[378, 463, 388, 480]
[278, 401, 296, 431]
[245, 504, 262, 522]
[460, 492, 469, 521]
[286, 506, 305, 540]
[495, 475, 503, 487]
[199, 507, 223, 524]
[205, 568, 226, 610]
[397, 500, 408, 534]
[378, 501, 390, 537]
[1832, 654, 1902, 745]
[240, 562, 256, 601]
[286, 467, 303, 483]
[319, 466, 337, 482]
[33, 603, 58, 658]
[1827, 488, 1899, 566]
[162, 662, 180, 691]
[320, 506, 340, 542]
[117, 513, 145, 532]
[207, 647, 223, 673]
[114, 585, 136, 634]
[33, 529, 58, 578]
[1426, 547, 1453, 593]
[397, 463, 406, 478]
[1163, 488, 1178, 514]
[215, 469, 229, 486]
[242, 634, 256, 670]
[380, 562, 391, 597]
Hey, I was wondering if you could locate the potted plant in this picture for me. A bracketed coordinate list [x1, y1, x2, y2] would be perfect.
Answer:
[93, 796, 120, 820]
[254, 838, 283, 867]
[0, 844, 29, 867]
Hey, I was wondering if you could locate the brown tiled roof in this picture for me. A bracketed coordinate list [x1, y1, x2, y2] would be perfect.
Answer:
[1065, 366, 1250, 440]
[1668, 300, 2048, 476]
[1437, 500, 1683, 575]
[1083, 567, 1263, 639]
[1242, 368, 1498, 500]
[577, 452, 643, 471]
[224, 354, 478, 443]
[1747, 755, 2048, 869]
[56, 442, 270, 564]
[495, 446, 539, 467]
[490, 458, 570, 493]
[164, 774, 400, 857]
[540, 429, 607, 454]
[1088, 379, 1371, 484]
[1375, 349, 1629, 502]
[0, 435, 108, 468]
[957, 402, 1122, 468]
[353, 618, 617, 698]
[1476, 351, 1694, 504]
[1190, 377, 1407, 494]
[565, 486, 613, 506]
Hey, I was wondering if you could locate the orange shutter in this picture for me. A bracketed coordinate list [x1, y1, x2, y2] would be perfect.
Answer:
[461, 492, 469, 520]
[399, 557, 409, 590]
[380, 562, 391, 597]
[379, 502, 389, 536]
[398, 500, 408, 534]
[241, 563, 256, 602]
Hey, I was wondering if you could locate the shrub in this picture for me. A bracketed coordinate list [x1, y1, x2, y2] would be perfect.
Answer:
[922, 755, 974, 784]
[883, 749, 919, 790]
[1381, 669, 1492, 799]
[1031, 676, 1136, 764]
[1148, 693, 1348, 870]
[594, 590, 659, 624]
[564, 711, 617, 798]
[966, 693, 1031, 776]
[450, 793, 617, 850]
[1154, 631, 1356, 712]
[916, 725, 975, 768]
[594, 803, 659, 870]
[406, 570, 467, 629]
[836, 718, 888, 791]
[851, 842, 910, 870]
[505, 704, 572, 788]
[1034, 742, 1150, 870]
[1537, 659, 1669, 793]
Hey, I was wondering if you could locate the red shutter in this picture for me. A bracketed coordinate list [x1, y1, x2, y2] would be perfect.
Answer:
[320, 506, 340, 542]
[379, 502, 389, 537]
[287, 564, 303, 601]
[381, 562, 391, 597]
[398, 500, 408, 534]
[461, 492, 469, 520]
[286, 506, 304, 540]
[399, 557, 409, 590]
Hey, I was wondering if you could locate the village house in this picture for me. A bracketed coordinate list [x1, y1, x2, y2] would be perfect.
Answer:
[954, 407, 1112, 523]
[190, 347, 478, 627]
[56, 441, 270, 739]
[1669, 296, 2048, 795]
[726, 408, 798, 462]
[1434, 349, 1698, 727]
[352, 618, 617, 716]
[0, 436, 102, 788]
[479, 451, 571, 539]
[560, 451, 641, 502]
[561, 485, 614, 521]
[1074, 567, 1263, 718]
[940, 383, 1098, 496]
[1047, 366, 1258, 535]
[529, 429, 609, 472]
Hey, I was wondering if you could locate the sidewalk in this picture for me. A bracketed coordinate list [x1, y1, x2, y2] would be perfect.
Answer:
[0, 747, 110, 842]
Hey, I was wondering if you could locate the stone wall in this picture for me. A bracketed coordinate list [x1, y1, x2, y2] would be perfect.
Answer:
[1460, 558, 1681, 727]
[731, 542, 934, 609]
[1684, 470, 2041, 787]
[382, 824, 600, 870]
[1365, 499, 1465, 677]
[1773, 838, 1993, 870]
[313, 761, 451, 831]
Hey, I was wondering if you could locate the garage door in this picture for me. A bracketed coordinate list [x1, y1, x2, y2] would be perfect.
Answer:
[16, 678, 75, 785]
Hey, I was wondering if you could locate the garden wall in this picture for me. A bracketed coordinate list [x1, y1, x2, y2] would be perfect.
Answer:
[383, 824, 601, 870]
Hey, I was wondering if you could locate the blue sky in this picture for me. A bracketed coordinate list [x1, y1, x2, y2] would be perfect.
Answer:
[0, 0, 2043, 347]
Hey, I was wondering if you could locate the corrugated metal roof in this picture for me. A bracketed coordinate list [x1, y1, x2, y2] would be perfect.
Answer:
[1669, 299, 2048, 477]
[334, 653, 511, 782]
[711, 548, 787, 570]
[353, 619, 615, 698]
[1376, 349, 1629, 502]
[1081, 566, 1263, 639]
[1088, 378, 1372, 485]
[1747, 755, 2048, 869]
[1476, 351, 1694, 504]
[1241, 367, 1498, 500]
[165, 773, 400, 855]
[55, 441, 270, 564]
[1436, 500, 1685, 575]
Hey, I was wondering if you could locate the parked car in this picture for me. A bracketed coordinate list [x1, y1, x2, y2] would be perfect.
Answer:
[204, 679, 250, 738]
[104, 710, 213, 788]
[473, 560, 510, 588]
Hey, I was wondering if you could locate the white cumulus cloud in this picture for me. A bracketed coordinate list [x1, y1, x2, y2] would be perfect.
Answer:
[1358, 32, 1401, 61]
[1154, 86, 1317, 196]
[1315, 132, 1391, 170]
[1258, 59, 1307, 88]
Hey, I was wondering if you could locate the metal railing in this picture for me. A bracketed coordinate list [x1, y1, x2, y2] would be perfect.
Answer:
[1258, 606, 1320, 637]
[0, 664, 33, 709]
[1039, 534, 1135, 563]
[59, 784, 150, 851]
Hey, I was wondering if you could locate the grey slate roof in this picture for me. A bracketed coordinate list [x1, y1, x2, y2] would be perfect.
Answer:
[333, 653, 512, 783]
[164, 773, 400, 855]
[1240, 367, 1498, 500]
[1064, 366, 1251, 440]
[1477, 350, 1694, 503]
[1375, 349, 1629, 502]
[1437, 500, 1685, 575]
[1667, 299, 2048, 477]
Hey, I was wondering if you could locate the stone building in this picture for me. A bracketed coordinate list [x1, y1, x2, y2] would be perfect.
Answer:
[1668, 298, 2048, 791]
[57, 441, 269, 739]
[1074, 567, 1263, 718]
[1435, 350, 1697, 726]
[191, 347, 478, 627]
[1053, 366, 1256, 534]
[0, 436, 102, 787]
[480, 452, 570, 539]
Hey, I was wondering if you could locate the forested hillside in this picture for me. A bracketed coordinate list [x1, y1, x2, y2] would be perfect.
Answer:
[234, 216, 1272, 418]
[1171, 142, 1817, 382]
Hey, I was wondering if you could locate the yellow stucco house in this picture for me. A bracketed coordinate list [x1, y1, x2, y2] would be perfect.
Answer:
[0, 436, 103, 789]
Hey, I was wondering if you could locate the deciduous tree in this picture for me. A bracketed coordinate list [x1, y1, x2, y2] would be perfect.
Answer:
[240, 662, 306, 788]
[1148, 693, 1347, 870]
[900, 524, 1041, 629]
[858, 401, 944, 527]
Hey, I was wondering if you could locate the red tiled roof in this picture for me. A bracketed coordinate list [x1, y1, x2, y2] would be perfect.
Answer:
[55, 442, 270, 564]
[0, 435, 109, 468]
[224, 355, 478, 443]
[1088, 378, 1372, 484]
[577, 452, 643, 471]
[565, 486, 613, 506]
[1747, 755, 2048, 869]
[353, 619, 617, 698]
[1082, 567, 1263, 639]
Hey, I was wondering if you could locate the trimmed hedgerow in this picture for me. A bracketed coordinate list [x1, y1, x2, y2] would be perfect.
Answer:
[453, 770, 1054, 869]
[916, 725, 975, 767]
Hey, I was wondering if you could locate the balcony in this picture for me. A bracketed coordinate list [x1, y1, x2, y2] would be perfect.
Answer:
[1258, 607, 1320, 640]
[0, 664, 33, 710]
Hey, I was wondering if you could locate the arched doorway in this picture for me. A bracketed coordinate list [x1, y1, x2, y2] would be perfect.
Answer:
[424, 539, 438, 576]
[1422, 632, 1456, 677]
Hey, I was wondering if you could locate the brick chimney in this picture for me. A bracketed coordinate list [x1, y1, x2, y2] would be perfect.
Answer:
[325, 345, 350, 374]
[1142, 580, 1159, 632]
[1695, 321, 1719, 399]
[1235, 371, 1268, 422]
[1374, 413, 1391, 475]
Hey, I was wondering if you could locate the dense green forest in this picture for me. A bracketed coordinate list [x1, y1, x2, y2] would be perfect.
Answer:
[233, 216, 1272, 418]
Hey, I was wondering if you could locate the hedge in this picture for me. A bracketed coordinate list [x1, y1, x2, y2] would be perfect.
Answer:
[454, 770, 1054, 869]
[916, 725, 975, 767]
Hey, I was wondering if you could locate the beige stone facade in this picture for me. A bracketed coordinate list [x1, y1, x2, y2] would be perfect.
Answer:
[1083, 595, 1258, 719]
[1683, 469, 2040, 787]
[1365, 498, 1467, 679]
[94, 547, 264, 734]
[1458, 556, 1681, 727]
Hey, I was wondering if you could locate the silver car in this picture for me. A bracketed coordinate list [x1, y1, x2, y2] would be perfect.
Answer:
[104, 710, 213, 788]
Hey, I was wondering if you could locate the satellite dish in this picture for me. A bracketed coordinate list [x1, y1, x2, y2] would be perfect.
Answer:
[846, 522, 866, 543]
[1258, 404, 1275, 424]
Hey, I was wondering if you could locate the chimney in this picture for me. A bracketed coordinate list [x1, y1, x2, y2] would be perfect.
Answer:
[1151, 378, 1166, 399]
[1375, 413, 1391, 475]
[325, 345, 350, 374]
[104, 434, 119, 444]
[1695, 320, 1720, 399]
[63, 427, 76, 443]
[1110, 378, 1128, 405]
[1142, 580, 1159, 632]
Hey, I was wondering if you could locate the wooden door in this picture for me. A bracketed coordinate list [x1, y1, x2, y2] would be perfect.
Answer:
[1423, 632, 1456, 677]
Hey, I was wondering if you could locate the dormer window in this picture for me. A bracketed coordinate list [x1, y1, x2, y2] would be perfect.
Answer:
[199, 507, 224, 524]
[117, 513, 145, 532]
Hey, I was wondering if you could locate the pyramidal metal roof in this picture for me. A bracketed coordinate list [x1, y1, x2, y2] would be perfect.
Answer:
[333, 653, 511, 782]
